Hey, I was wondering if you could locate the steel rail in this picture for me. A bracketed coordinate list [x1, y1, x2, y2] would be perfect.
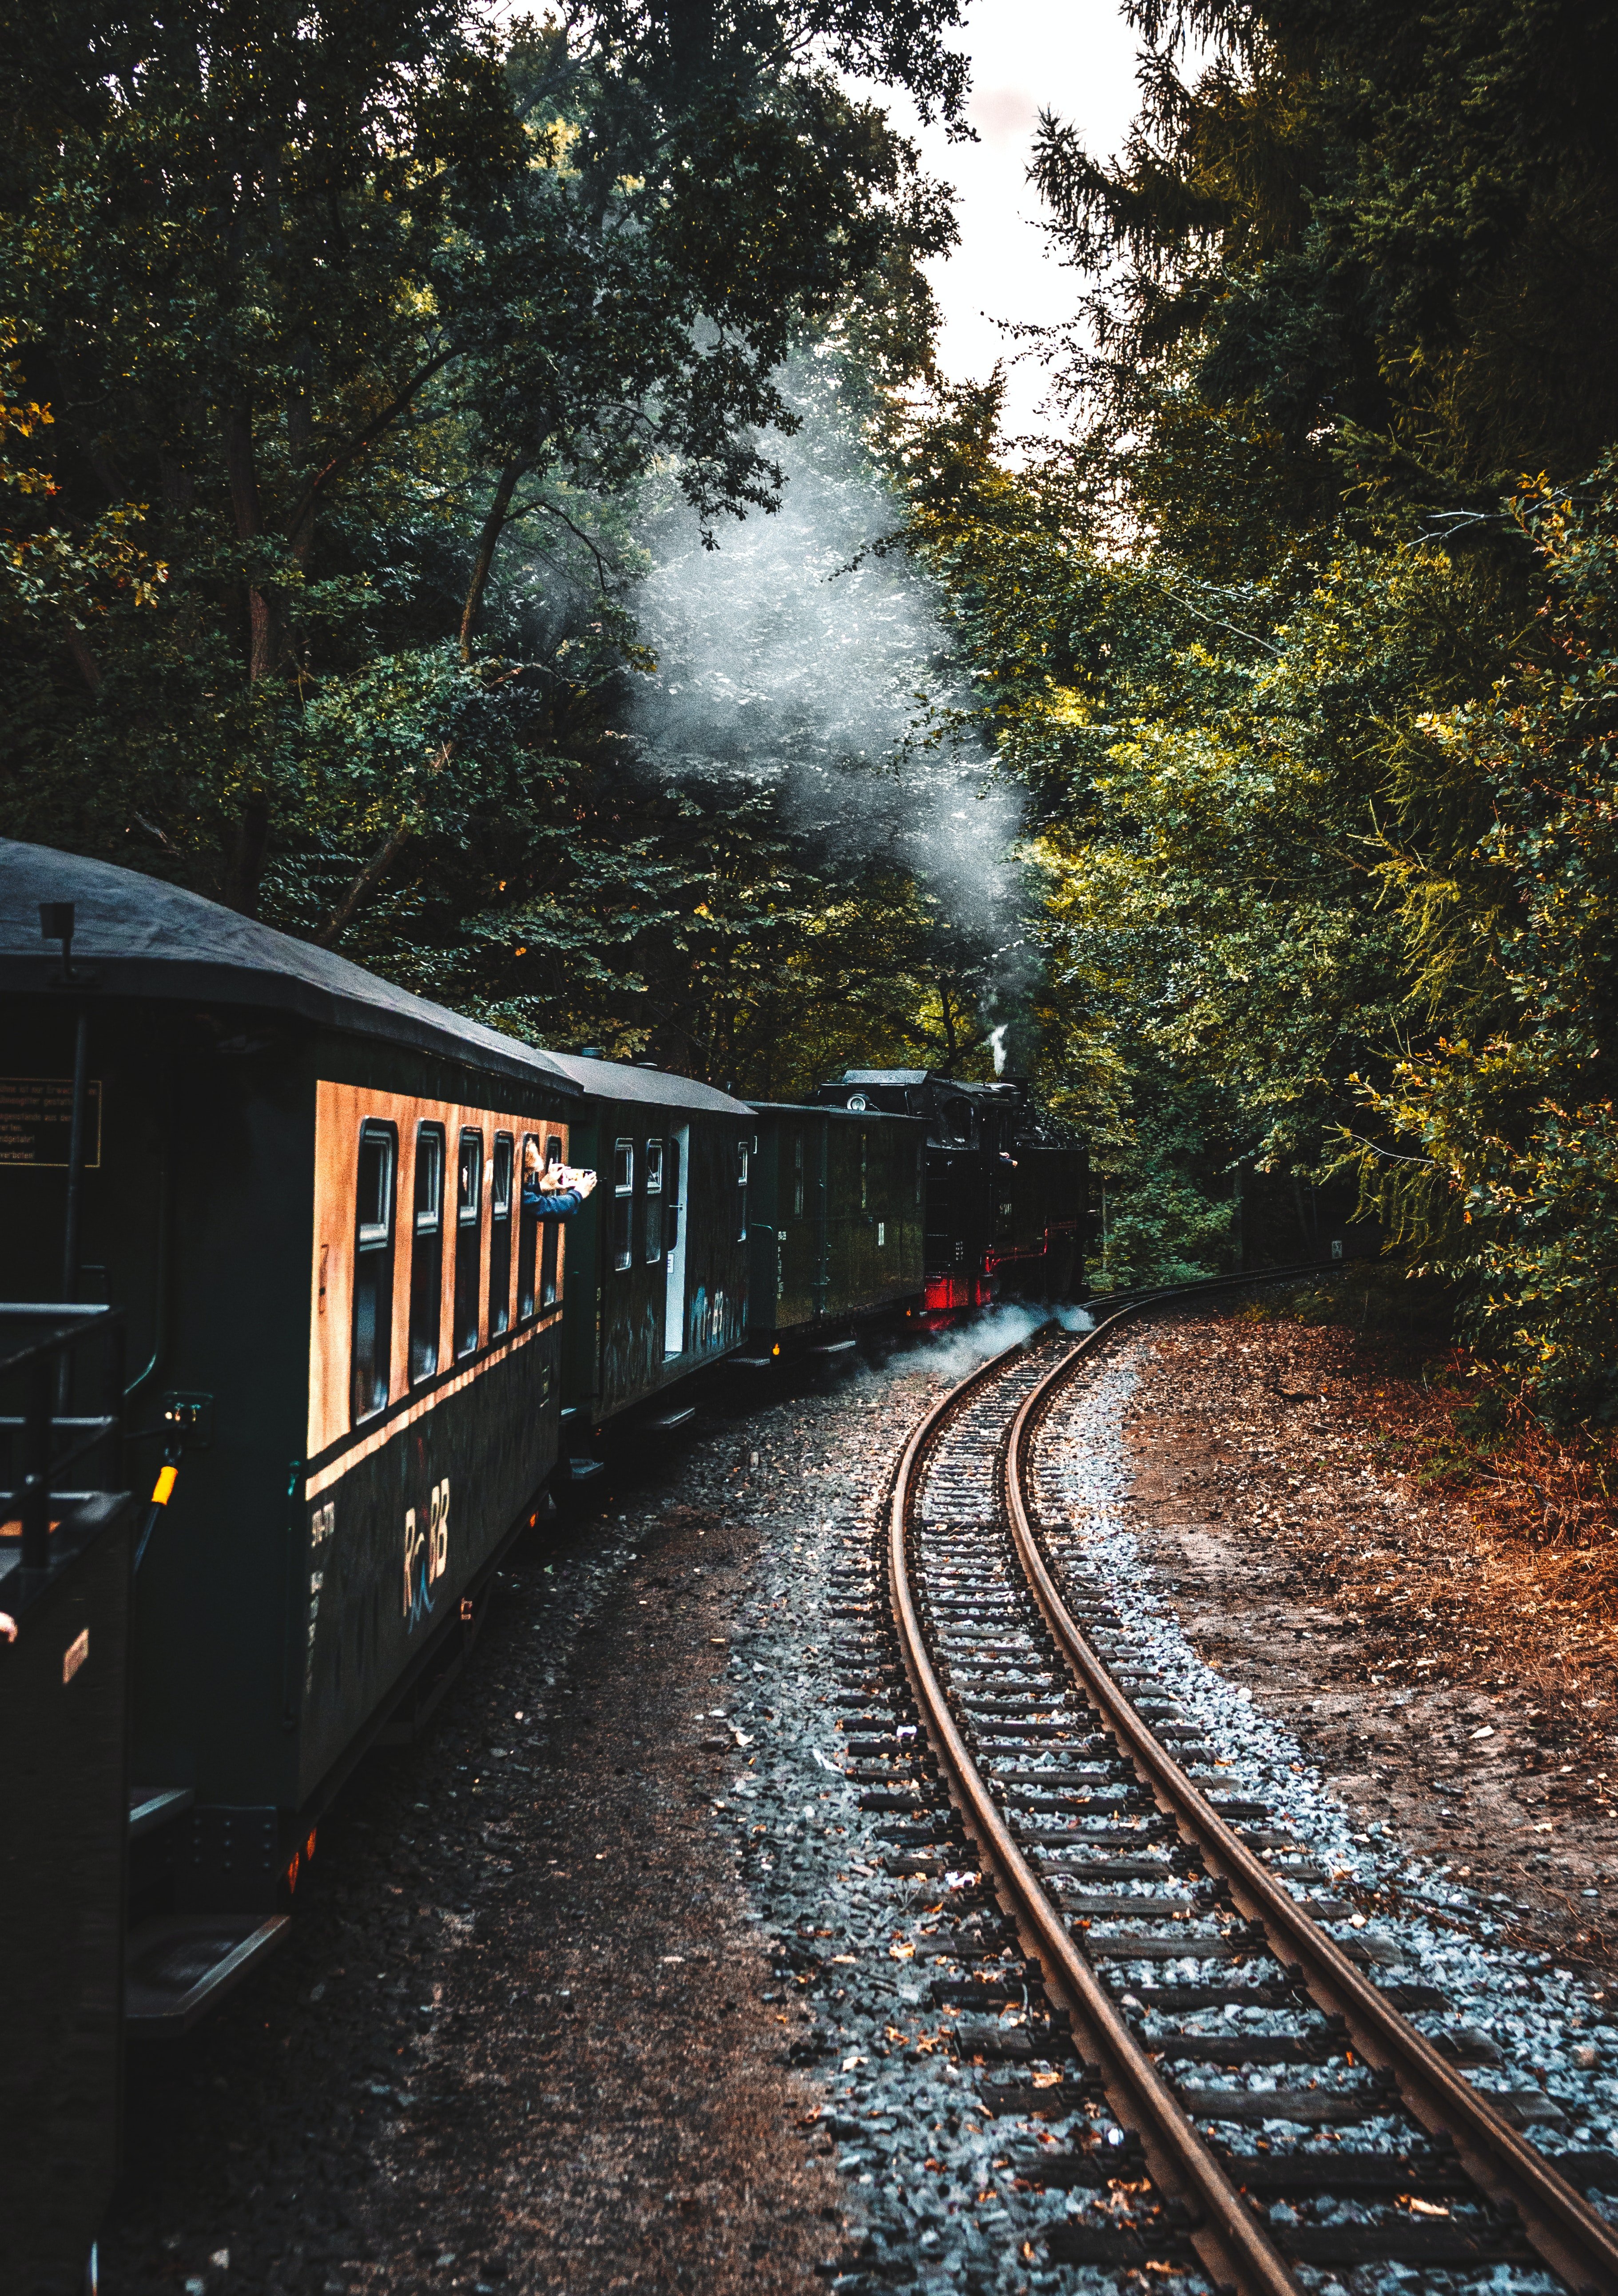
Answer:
[1005, 1298, 1618, 2296]
[887, 1331, 1304, 2296]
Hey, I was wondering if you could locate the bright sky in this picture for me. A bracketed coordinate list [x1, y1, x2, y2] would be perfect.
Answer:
[862, 0, 1146, 440]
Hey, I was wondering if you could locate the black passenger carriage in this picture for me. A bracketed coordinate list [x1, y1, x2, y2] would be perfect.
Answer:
[544, 1054, 755, 1460]
[2, 838, 1090, 2058]
[811, 1070, 1085, 1311]
[2, 840, 580, 2025]
[744, 1102, 926, 1355]
[1, 1307, 135, 2296]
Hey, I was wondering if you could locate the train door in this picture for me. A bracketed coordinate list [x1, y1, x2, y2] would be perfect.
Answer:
[663, 1123, 689, 1354]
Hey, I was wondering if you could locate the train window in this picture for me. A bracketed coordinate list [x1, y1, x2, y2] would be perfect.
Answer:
[541, 1134, 563, 1307]
[516, 1134, 539, 1321]
[859, 1134, 868, 1213]
[644, 1138, 664, 1263]
[489, 1132, 513, 1338]
[453, 1129, 484, 1360]
[793, 1134, 805, 1219]
[735, 1136, 749, 1243]
[350, 1120, 397, 1427]
[915, 1140, 924, 1208]
[613, 1136, 634, 1271]
[409, 1124, 445, 1384]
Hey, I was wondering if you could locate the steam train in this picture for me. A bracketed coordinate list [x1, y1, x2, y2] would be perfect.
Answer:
[0, 838, 1084, 2051]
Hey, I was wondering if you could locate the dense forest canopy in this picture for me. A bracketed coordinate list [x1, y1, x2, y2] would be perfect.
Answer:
[6, 0, 1618, 1409]
[892, 0, 1618, 1402]
[0, 0, 1004, 1086]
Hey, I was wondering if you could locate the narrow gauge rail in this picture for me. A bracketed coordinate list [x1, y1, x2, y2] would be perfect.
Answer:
[882, 1296, 1618, 2296]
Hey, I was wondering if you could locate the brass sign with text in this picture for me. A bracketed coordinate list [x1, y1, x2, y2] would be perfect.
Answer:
[0, 1077, 103, 1167]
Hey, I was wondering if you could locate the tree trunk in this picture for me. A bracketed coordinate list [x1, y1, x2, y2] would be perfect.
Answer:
[314, 817, 413, 947]
[460, 458, 526, 662]
[223, 787, 271, 917]
[937, 978, 959, 1073]
[224, 399, 281, 681]
[63, 623, 103, 694]
[222, 398, 282, 915]
[1292, 1171, 1316, 1252]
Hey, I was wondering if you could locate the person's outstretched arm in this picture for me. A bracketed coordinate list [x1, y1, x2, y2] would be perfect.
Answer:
[523, 1183, 583, 1219]
[521, 1151, 597, 1219]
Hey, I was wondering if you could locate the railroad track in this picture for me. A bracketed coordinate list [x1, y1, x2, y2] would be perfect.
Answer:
[874, 1294, 1618, 2296]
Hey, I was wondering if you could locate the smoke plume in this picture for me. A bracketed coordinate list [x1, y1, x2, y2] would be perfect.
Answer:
[625, 360, 1028, 968]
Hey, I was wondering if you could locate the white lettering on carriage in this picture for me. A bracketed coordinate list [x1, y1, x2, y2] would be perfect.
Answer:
[404, 1478, 450, 1631]
[302, 1500, 337, 1700]
[429, 1478, 449, 1585]
[402, 1507, 421, 1620]
[304, 1570, 324, 1696]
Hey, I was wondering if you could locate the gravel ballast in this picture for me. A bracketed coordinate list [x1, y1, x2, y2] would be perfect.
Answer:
[97, 1301, 1618, 2296]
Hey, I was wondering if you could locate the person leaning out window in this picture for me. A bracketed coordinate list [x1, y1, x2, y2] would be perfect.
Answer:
[521, 1139, 598, 1218]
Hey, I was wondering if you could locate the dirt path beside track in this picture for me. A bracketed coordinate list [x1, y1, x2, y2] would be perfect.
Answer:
[1116, 1304, 1618, 1975]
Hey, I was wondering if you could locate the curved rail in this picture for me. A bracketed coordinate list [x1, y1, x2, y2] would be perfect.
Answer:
[889, 1289, 1618, 2296]
[887, 1326, 1301, 2296]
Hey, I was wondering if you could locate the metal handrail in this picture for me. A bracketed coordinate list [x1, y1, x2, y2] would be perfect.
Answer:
[0, 1305, 125, 1573]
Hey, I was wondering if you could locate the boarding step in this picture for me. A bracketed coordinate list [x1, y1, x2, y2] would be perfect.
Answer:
[125, 1912, 290, 2034]
[641, 1406, 696, 1433]
[128, 1784, 194, 1840]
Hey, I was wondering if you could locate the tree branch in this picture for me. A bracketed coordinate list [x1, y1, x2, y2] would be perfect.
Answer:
[283, 349, 456, 559]
[314, 817, 414, 946]
[522, 497, 615, 592]
[314, 744, 454, 945]
[460, 457, 528, 662]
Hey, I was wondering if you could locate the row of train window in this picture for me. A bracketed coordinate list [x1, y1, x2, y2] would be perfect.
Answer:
[608, 1136, 749, 1272]
[349, 1121, 564, 1429]
[780, 1133, 924, 1219]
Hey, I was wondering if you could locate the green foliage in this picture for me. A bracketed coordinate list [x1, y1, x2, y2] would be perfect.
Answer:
[896, 1, 1618, 1370]
[0, 0, 998, 1092]
[1357, 466, 1618, 1409]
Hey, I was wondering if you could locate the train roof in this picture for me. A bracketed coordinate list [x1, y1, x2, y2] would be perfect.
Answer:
[833, 1068, 1020, 1099]
[750, 1098, 923, 1125]
[0, 840, 581, 1094]
[545, 1052, 754, 1117]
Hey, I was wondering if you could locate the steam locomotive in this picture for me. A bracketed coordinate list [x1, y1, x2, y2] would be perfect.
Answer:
[0, 839, 1084, 2049]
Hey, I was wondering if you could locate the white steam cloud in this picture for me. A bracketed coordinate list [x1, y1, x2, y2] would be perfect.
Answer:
[626, 360, 1026, 956]
[912, 1301, 1094, 1384]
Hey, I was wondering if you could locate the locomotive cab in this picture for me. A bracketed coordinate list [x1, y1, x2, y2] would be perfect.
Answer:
[811, 1069, 1085, 1312]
